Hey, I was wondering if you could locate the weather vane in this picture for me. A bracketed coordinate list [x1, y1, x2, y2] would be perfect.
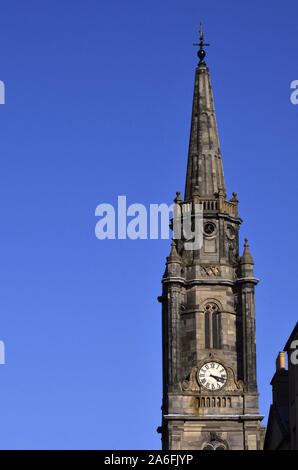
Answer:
[193, 23, 210, 64]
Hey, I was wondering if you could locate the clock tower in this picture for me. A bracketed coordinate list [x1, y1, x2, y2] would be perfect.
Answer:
[158, 27, 265, 450]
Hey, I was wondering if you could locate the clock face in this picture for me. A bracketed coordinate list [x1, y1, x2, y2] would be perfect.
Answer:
[198, 362, 227, 391]
[204, 222, 216, 236]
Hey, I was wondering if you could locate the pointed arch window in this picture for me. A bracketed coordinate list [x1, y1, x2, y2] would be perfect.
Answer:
[204, 303, 220, 349]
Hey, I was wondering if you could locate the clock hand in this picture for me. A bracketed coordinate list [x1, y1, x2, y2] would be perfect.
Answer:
[210, 374, 225, 383]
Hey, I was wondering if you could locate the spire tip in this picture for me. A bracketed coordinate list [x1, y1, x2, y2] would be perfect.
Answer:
[193, 23, 210, 65]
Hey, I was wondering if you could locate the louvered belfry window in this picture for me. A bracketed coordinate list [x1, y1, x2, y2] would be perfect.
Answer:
[204, 303, 220, 349]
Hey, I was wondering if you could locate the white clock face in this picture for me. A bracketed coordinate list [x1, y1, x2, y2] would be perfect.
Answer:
[198, 362, 227, 390]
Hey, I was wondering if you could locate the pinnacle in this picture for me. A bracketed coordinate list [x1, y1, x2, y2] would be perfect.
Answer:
[167, 239, 181, 263]
[241, 238, 254, 265]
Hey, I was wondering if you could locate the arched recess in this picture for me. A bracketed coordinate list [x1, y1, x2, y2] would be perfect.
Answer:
[201, 435, 229, 451]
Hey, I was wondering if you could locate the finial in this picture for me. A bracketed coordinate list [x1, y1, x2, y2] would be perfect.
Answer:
[193, 23, 210, 65]
[230, 192, 238, 202]
[244, 238, 249, 246]
[174, 191, 183, 204]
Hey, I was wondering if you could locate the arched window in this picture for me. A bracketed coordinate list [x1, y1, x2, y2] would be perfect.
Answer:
[204, 303, 220, 349]
[202, 440, 228, 450]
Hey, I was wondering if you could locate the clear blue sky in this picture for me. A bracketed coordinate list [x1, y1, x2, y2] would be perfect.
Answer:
[0, 0, 297, 450]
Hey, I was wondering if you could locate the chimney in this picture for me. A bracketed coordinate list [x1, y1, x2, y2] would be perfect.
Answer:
[276, 351, 286, 371]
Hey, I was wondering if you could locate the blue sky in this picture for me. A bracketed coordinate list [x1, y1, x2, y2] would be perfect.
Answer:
[0, 0, 297, 449]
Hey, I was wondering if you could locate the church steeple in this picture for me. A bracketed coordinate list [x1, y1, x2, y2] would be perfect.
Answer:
[184, 25, 226, 201]
[159, 25, 264, 450]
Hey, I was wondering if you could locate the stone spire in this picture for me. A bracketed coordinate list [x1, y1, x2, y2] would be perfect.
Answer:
[184, 27, 226, 201]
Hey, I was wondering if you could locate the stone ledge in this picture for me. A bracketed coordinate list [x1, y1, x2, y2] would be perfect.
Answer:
[163, 414, 264, 421]
[236, 277, 259, 285]
[162, 276, 259, 286]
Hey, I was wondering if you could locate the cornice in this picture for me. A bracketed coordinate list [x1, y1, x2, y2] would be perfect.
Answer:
[162, 276, 259, 286]
[236, 277, 259, 285]
[163, 414, 264, 421]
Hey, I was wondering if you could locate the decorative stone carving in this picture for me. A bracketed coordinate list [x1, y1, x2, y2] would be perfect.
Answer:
[210, 432, 222, 442]
[228, 243, 237, 265]
[225, 367, 244, 392]
[201, 266, 221, 277]
[182, 366, 200, 392]
[226, 224, 236, 240]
